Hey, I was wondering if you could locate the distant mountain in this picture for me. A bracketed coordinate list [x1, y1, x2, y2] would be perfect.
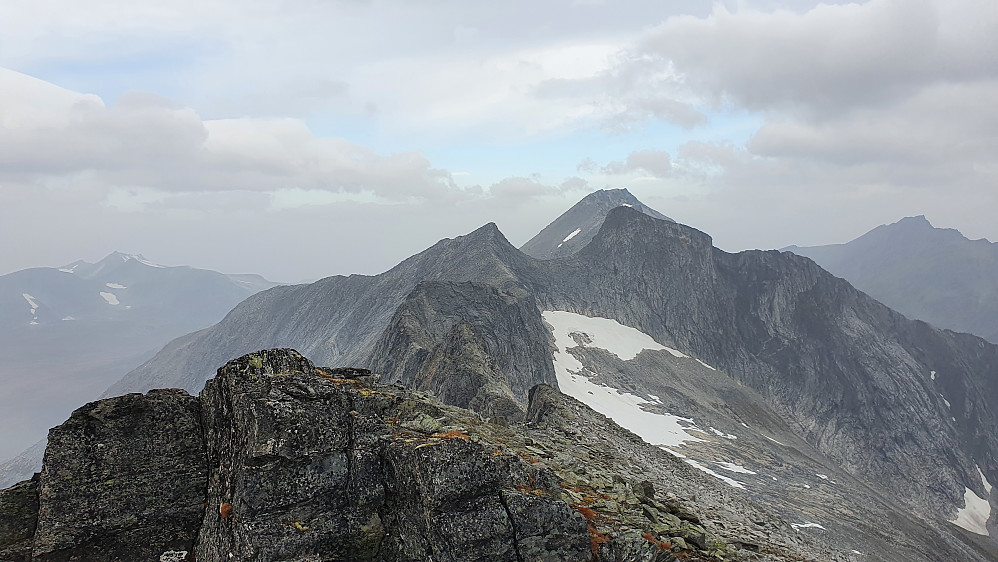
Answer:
[520, 187, 672, 259]
[784, 215, 998, 343]
[0, 252, 277, 483]
[99, 199, 998, 557]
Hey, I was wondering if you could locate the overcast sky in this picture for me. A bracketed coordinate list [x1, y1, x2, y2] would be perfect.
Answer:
[1, 0, 995, 282]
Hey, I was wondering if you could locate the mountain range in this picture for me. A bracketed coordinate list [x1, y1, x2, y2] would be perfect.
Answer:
[0, 253, 277, 478]
[64, 188, 997, 560]
[785, 215, 998, 344]
[2, 189, 996, 561]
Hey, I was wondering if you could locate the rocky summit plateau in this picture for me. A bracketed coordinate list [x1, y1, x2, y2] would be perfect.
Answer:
[2, 190, 998, 561]
[0, 349, 930, 561]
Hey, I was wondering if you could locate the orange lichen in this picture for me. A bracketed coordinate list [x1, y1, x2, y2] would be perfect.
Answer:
[576, 505, 597, 520]
[642, 532, 672, 552]
[514, 484, 548, 497]
[588, 523, 610, 558]
[219, 502, 233, 519]
[433, 429, 471, 441]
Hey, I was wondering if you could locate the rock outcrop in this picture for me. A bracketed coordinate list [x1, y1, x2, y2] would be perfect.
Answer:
[1, 349, 861, 562]
[366, 281, 557, 420]
[0, 475, 36, 562]
[31, 389, 207, 561]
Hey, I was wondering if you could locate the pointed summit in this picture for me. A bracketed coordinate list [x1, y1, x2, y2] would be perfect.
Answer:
[520, 188, 673, 260]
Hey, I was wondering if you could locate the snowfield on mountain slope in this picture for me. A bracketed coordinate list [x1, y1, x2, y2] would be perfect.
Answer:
[950, 468, 994, 536]
[543, 310, 760, 488]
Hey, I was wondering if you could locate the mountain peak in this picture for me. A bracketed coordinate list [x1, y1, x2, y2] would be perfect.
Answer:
[893, 215, 933, 229]
[520, 189, 673, 260]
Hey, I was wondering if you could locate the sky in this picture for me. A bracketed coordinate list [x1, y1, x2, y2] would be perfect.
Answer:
[1, 0, 995, 282]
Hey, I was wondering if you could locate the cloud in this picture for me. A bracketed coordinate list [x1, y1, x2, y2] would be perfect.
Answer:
[0, 68, 457, 201]
[637, 0, 998, 115]
[595, 149, 673, 178]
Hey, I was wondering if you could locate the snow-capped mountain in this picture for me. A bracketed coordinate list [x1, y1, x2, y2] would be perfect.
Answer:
[785, 215, 998, 343]
[0, 253, 278, 479]
[38, 194, 998, 559]
[519, 187, 672, 259]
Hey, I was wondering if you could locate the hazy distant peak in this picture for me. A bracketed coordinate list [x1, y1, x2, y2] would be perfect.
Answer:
[520, 188, 673, 260]
[888, 215, 933, 230]
[786, 215, 998, 343]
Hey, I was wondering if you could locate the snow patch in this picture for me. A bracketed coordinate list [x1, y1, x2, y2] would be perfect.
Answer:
[791, 522, 826, 531]
[621, 203, 633, 207]
[663, 346, 688, 358]
[942, 395, 951, 408]
[105, 282, 127, 289]
[763, 435, 785, 446]
[61, 316, 75, 321]
[546, 310, 764, 490]
[58, 268, 75, 273]
[544, 311, 669, 361]
[123, 254, 165, 268]
[99, 292, 120, 305]
[715, 461, 756, 475]
[816, 473, 829, 480]
[709, 427, 737, 440]
[930, 370, 937, 380]
[696, 358, 716, 370]
[803, 484, 811, 489]
[979, 466, 993, 494]
[684, 459, 744, 488]
[562, 228, 582, 243]
[544, 310, 704, 451]
[950, 485, 991, 536]
[22, 293, 39, 311]
[29, 320, 38, 325]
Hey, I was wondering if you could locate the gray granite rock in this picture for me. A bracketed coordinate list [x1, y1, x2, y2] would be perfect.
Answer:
[32, 389, 206, 562]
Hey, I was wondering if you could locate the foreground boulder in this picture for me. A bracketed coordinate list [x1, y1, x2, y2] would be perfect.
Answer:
[32, 389, 207, 561]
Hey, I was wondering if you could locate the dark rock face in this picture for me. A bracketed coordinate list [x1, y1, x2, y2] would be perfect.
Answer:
[0, 475, 37, 562]
[538, 207, 998, 521]
[195, 348, 588, 561]
[366, 281, 557, 420]
[32, 389, 207, 562]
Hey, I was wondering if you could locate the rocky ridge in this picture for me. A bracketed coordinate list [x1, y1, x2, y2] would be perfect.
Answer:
[92, 200, 998, 551]
[0, 349, 843, 562]
[367, 281, 557, 421]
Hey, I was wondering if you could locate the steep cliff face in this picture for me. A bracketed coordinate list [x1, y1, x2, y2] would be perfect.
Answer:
[535, 207, 998, 522]
[366, 281, 557, 420]
[4, 349, 847, 562]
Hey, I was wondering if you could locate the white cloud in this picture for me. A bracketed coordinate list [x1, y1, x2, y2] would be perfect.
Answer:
[636, 0, 998, 115]
[0, 68, 458, 201]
